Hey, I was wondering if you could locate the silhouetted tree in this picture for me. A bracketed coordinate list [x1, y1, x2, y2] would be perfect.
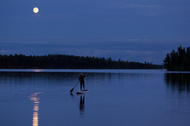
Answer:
[163, 45, 190, 71]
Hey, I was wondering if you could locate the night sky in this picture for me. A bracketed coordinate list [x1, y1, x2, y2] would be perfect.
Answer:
[0, 0, 190, 64]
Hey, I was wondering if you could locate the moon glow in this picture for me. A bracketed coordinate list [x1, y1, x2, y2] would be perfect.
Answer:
[33, 7, 39, 13]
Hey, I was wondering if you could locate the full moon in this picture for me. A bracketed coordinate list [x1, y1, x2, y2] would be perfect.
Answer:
[33, 7, 39, 13]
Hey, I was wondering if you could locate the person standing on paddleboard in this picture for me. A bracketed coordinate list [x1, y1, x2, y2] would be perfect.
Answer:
[79, 73, 85, 91]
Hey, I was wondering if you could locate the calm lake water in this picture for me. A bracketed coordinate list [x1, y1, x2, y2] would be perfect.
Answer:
[0, 69, 190, 126]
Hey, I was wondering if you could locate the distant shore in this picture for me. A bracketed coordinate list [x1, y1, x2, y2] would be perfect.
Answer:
[0, 54, 163, 69]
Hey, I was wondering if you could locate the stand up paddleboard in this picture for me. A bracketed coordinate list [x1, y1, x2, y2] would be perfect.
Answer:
[76, 90, 88, 94]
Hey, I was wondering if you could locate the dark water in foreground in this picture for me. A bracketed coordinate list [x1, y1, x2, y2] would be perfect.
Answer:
[0, 69, 190, 126]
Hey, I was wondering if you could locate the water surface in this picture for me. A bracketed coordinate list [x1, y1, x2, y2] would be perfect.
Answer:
[0, 69, 190, 126]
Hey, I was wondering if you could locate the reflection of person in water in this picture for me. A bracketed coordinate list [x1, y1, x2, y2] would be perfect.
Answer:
[79, 73, 85, 91]
[79, 95, 85, 115]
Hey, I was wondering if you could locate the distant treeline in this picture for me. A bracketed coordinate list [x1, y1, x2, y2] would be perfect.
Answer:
[163, 45, 190, 71]
[0, 54, 162, 69]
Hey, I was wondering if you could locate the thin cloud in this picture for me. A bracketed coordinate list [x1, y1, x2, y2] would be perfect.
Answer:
[110, 2, 165, 16]
[1, 37, 189, 64]
[0, 50, 9, 53]
[118, 3, 163, 9]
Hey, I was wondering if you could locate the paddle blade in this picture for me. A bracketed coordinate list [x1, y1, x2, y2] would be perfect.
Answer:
[70, 88, 74, 93]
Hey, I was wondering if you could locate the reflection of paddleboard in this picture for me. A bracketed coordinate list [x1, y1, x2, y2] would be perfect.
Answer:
[76, 90, 88, 94]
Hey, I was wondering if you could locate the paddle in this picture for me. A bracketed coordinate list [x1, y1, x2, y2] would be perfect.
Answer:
[70, 81, 79, 93]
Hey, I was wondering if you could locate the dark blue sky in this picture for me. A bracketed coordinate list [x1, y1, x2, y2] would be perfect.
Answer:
[0, 0, 190, 64]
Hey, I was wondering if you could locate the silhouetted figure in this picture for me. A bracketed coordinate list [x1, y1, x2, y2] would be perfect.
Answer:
[79, 73, 85, 91]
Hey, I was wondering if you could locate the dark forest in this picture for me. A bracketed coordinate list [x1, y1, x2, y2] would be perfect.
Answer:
[163, 45, 190, 71]
[0, 54, 162, 69]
